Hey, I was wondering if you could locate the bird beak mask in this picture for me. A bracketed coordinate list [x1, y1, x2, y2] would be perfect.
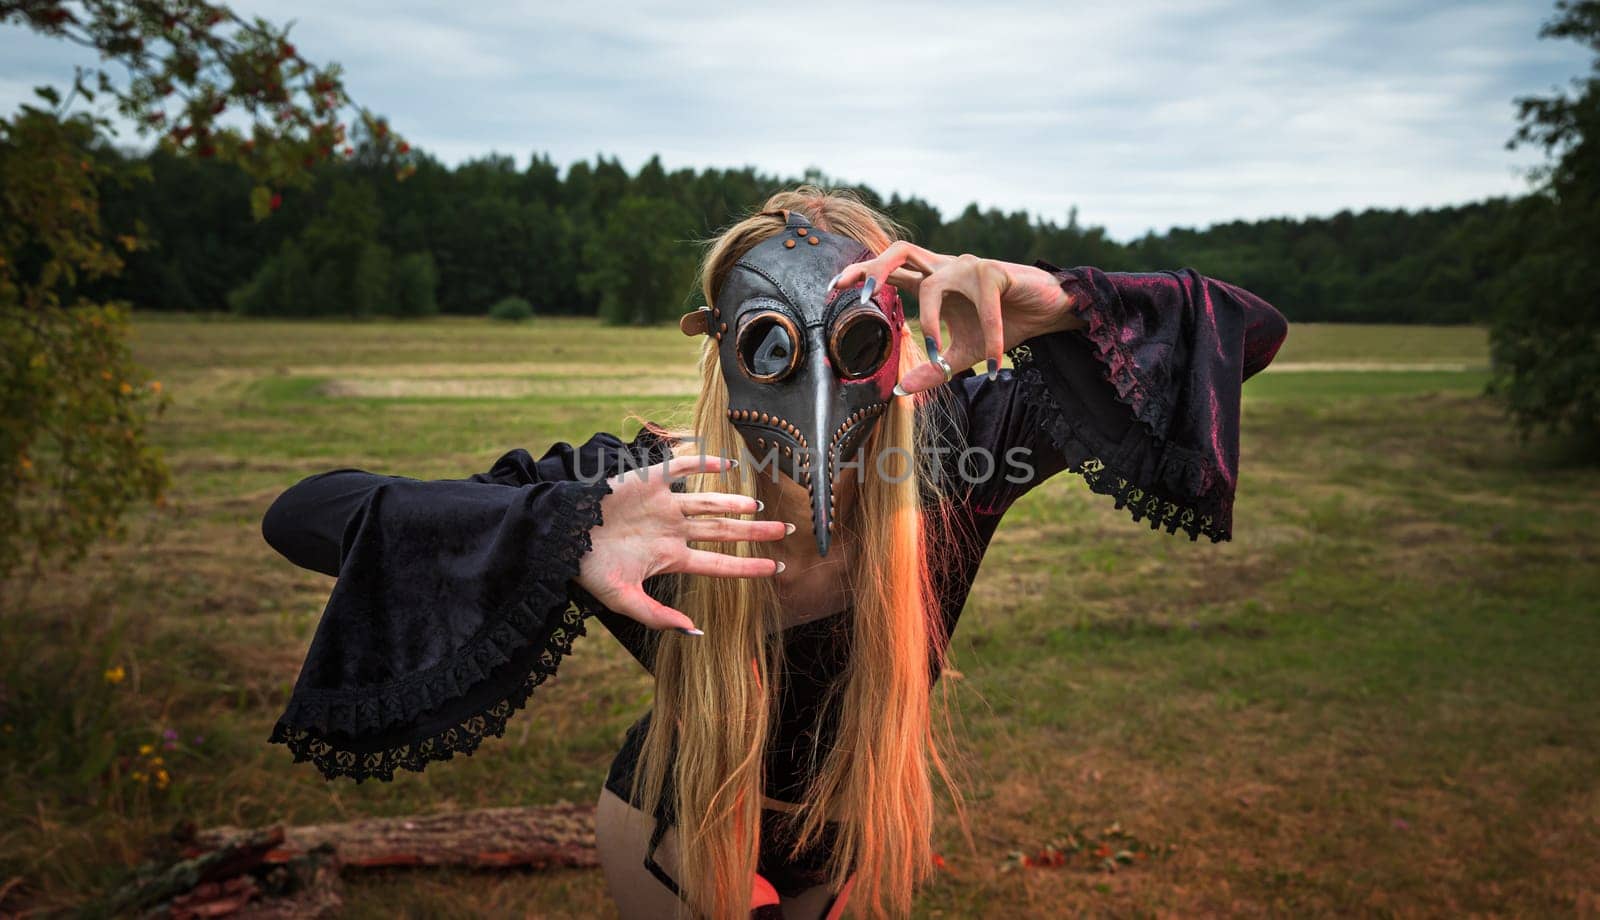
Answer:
[679, 209, 904, 557]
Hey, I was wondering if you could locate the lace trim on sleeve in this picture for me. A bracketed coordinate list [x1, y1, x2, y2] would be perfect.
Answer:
[1007, 353, 1230, 543]
[1035, 260, 1173, 439]
[267, 476, 613, 782]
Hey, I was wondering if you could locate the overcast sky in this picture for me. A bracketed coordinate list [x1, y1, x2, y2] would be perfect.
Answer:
[1, 0, 1589, 239]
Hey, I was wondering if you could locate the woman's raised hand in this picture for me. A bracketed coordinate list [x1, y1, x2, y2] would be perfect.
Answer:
[829, 242, 1083, 395]
[574, 453, 788, 635]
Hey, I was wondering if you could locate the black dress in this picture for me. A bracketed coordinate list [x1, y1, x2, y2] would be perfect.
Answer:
[260, 263, 1288, 893]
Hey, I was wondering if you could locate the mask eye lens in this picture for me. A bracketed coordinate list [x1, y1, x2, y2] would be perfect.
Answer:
[736, 312, 801, 382]
[830, 311, 891, 380]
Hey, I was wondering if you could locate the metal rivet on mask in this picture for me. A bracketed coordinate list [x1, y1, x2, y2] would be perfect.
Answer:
[784, 239, 796, 249]
[796, 227, 808, 236]
[808, 236, 819, 245]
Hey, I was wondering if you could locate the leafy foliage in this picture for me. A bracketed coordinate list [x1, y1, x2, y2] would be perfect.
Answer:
[226, 179, 436, 317]
[1, 0, 413, 214]
[0, 0, 408, 581]
[0, 107, 171, 580]
[1489, 0, 1600, 445]
[580, 193, 698, 325]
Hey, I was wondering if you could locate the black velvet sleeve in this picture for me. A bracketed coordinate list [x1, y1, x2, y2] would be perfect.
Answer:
[260, 428, 668, 782]
[1000, 262, 1289, 542]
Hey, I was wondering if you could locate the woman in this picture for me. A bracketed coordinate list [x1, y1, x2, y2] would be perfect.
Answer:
[260, 186, 1288, 919]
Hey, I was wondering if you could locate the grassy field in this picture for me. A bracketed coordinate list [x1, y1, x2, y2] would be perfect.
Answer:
[2, 316, 1597, 918]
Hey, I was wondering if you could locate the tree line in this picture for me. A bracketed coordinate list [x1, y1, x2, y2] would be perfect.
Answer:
[88, 144, 1536, 325]
[3, 0, 1590, 596]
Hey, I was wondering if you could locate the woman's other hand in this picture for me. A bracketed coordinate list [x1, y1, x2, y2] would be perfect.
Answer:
[575, 453, 788, 635]
[830, 242, 1086, 395]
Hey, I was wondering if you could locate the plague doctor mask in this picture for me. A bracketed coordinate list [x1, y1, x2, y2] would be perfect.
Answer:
[680, 209, 904, 557]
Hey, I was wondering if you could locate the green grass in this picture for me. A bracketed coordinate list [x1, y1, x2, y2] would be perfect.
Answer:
[2, 318, 1596, 917]
[1267, 322, 1488, 365]
[1244, 369, 1490, 400]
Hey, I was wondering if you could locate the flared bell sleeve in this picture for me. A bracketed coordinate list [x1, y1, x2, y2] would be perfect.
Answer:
[260, 428, 668, 782]
[995, 262, 1288, 542]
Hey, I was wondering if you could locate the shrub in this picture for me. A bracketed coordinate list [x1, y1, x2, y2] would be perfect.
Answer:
[488, 296, 534, 322]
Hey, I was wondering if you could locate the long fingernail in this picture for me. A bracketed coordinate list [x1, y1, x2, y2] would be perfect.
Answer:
[755, 499, 765, 512]
[677, 627, 704, 636]
[860, 275, 877, 306]
[893, 382, 909, 397]
[924, 334, 940, 362]
[826, 272, 842, 290]
[784, 522, 796, 534]
[986, 358, 999, 381]
[774, 560, 786, 575]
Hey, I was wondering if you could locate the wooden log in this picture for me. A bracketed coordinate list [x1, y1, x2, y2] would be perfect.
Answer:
[168, 875, 261, 918]
[191, 802, 598, 871]
[167, 854, 343, 920]
[103, 828, 287, 916]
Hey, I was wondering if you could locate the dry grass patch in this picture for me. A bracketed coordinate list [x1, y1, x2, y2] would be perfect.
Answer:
[316, 375, 698, 399]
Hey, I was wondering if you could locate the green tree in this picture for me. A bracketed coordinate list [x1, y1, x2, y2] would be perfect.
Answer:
[1488, 0, 1600, 445]
[581, 194, 697, 325]
[0, 0, 410, 581]
[301, 179, 381, 313]
[349, 240, 390, 316]
[228, 178, 423, 317]
[227, 237, 314, 316]
[388, 251, 438, 317]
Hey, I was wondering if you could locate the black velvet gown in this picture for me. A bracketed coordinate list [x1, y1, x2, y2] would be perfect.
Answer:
[259, 262, 1288, 894]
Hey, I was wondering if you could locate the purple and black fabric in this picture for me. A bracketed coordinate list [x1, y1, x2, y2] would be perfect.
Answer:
[261, 265, 1287, 798]
[1007, 261, 1288, 542]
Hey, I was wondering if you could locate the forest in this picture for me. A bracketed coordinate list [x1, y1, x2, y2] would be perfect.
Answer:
[89, 143, 1539, 325]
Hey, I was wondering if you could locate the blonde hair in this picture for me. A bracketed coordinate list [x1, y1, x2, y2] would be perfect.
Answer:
[633, 186, 967, 919]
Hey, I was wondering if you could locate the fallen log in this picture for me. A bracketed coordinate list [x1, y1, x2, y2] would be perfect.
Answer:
[103, 828, 288, 916]
[189, 802, 598, 871]
[82, 803, 596, 917]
